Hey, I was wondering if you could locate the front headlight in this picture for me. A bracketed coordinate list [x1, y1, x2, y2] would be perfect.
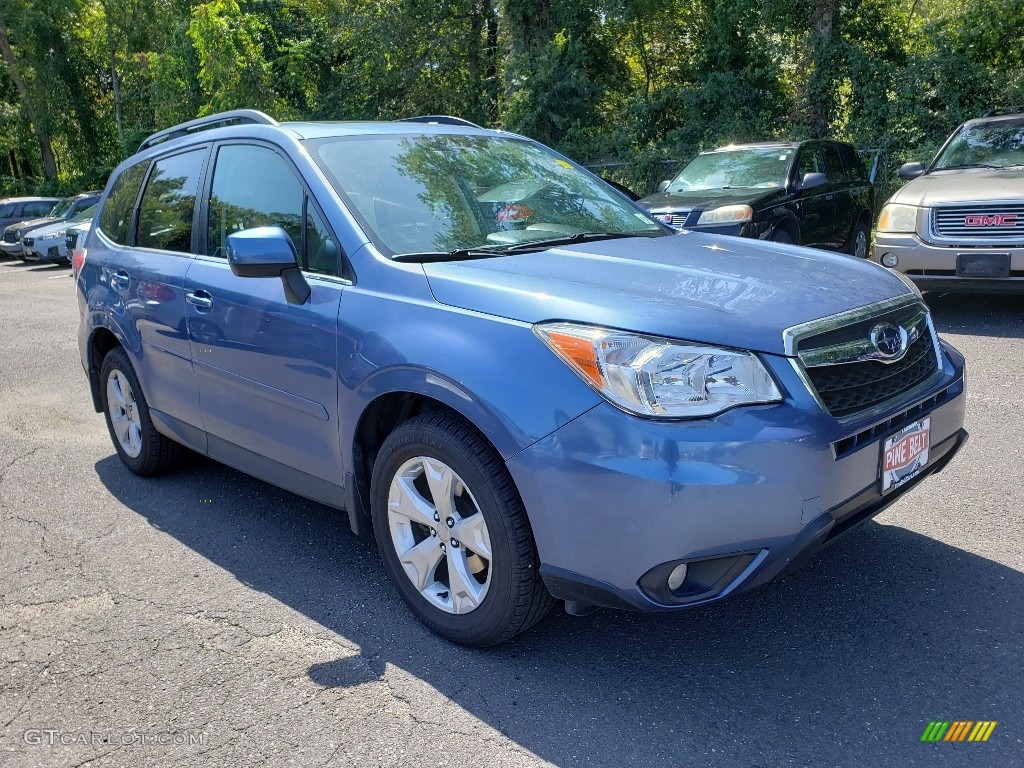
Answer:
[534, 322, 783, 418]
[41, 230, 65, 240]
[877, 203, 918, 233]
[695, 205, 753, 226]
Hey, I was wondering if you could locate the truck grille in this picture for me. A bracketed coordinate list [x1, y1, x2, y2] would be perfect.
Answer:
[3, 230, 17, 243]
[793, 301, 942, 420]
[932, 203, 1024, 241]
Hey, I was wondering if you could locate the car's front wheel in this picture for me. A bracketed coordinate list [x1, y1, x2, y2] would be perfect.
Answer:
[100, 347, 186, 476]
[370, 412, 555, 646]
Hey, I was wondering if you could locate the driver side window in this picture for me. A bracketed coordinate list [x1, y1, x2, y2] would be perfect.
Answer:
[795, 148, 825, 180]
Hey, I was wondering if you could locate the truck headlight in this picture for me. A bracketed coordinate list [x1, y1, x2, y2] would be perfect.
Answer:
[695, 205, 753, 226]
[877, 204, 918, 233]
[535, 323, 782, 418]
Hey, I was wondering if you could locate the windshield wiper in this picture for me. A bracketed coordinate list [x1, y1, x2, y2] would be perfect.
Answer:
[392, 232, 660, 262]
[496, 231, 659, 253]
[933, 163, 1002, 171]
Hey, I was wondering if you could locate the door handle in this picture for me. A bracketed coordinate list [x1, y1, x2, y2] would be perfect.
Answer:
[825, 194, 834, 201]
[110, 270, 130, 290]
[186, 290, 214, 310]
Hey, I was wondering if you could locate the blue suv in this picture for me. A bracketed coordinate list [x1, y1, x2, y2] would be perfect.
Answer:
[77, 110, 968, 646]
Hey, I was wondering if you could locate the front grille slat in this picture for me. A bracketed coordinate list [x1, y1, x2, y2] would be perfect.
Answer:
[798, 303, 942, 423]
[932, 204, 1024, 240]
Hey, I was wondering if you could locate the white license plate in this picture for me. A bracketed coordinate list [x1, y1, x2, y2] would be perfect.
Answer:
[881, 417, 931, 494]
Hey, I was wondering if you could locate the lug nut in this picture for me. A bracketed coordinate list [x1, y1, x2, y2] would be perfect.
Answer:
[440, 542, 446, 552]
[433, 512, 440, 522]
[446, 517, 455, 528]
[451, 539, 460, 548]
[430, 528, 436, 537]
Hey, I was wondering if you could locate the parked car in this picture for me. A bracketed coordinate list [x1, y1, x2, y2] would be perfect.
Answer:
[0, 196, 61, 234]
[638, 140, 874, 258]
[78, 110, 966, 647]
[65, 220, 92, 261]
[1, 192, 101, 259]
[24, 205, 97, 264]
[873, 107, 1024, 292]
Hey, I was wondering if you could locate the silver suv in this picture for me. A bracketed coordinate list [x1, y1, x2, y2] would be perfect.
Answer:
[873, 108, 1024, 293]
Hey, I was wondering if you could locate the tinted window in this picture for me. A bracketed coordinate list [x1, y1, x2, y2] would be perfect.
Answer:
[841, 145, 869, 181]
[822, 145, 847, 182]
[668, 148, 794, 193]
[795, 147, 825, 179]
[99, 161, 148, 245]
[208, 144, 303, 259]
[0, 203, 14, 218]
[137, 149, 206, 253]
[25, 201, 56, 217]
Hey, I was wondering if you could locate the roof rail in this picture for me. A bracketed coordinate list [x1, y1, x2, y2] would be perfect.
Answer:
[397, 115, 482, 129]
[138, 109, 279, 152]
[981, 105, 1024, 117]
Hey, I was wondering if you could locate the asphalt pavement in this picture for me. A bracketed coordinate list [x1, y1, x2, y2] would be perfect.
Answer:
[1, 257, 1021, 767]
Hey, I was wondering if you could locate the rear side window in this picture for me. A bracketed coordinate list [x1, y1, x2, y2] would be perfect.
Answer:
[842, 146, 869, 182]
[137, 149, 207, 253]
[24, 201, 55, 217]
[0, 203, 14, 218]
[99, 162, 148, 244]
[822, 145, 848, 182]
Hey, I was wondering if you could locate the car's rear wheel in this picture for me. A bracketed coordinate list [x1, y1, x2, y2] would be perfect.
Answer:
[370, 412, 555, 647]
[848, 219, 870, 258]
[100, 347, 186, 476]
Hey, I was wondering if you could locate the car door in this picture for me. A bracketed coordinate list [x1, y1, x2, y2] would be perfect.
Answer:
[102, 149, 206, 432]
[184, 141, 345, 484]
[821, 143, 853, 250]
[792, 145, 835, 249]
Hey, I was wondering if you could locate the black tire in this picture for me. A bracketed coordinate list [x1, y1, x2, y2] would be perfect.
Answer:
[847, 218, 870, 258]
[770, 227, 794, 245]
[370, 412, 556, 647]
[100, 347, 187, 476]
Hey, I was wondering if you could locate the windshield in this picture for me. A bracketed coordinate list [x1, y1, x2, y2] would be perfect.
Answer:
[49, 199, 76, 218]
[666, 148, 794, 193]
[309, 134, 663, 255]
[933, 118, 1024, 169]
[70, 205, 97, 223]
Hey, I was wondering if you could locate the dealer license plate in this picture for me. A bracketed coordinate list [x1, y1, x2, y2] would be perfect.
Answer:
[956, 252, 1010, 278]
[881, 418, 931, 494]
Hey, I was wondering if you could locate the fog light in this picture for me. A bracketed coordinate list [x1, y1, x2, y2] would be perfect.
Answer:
[881, 253, 899, 268]
[667, 563, 688, 591]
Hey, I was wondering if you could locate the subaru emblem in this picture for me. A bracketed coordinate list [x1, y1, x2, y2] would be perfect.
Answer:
[869, 322, 907, 360]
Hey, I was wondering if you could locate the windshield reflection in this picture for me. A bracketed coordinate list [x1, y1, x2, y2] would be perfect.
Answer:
[934, 118, 1024, 169]
[667, 148, 793, 193]
[310, 135, 662, 255]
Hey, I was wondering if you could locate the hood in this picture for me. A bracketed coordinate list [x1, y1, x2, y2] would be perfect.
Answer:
[890, 168, 1024, 206]
[28, 219, 73, 238]
[638, 187, 782, 213]
[5, 216, 59, 235]
[422, 232, 913, 356]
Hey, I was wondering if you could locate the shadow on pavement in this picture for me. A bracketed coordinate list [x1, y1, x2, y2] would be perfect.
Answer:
[95, 454, 1022, 766]
[927, 292, 1024, 338]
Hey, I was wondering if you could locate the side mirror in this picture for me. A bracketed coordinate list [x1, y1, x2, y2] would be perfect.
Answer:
[226, 226, 310, 305]
[798, 172, 828, 191]
[657, 180, 671, 193]
[898, 161, 925, 181]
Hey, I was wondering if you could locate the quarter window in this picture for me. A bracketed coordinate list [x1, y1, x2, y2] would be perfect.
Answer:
[136, 150, 206, 253]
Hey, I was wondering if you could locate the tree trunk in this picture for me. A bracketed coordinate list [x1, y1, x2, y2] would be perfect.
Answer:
[0, 22, 58, 179]
[104, 5, 124, 144]
[806, 0, 839, 138]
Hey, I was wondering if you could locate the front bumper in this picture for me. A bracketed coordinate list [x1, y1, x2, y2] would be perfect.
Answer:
[508, 342, 967, 612]
[0, 240, 25, 257]
[872, 232, 1024, 293]
[23, 242, 67, 262]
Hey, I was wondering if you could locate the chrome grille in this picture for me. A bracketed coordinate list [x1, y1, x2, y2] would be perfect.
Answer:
[932, 203, 1024, 240]
[2, 230, 17, 243]
[793, 301, 942, 421]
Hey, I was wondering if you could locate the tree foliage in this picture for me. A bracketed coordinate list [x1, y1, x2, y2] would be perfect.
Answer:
[1, 0, 1022, 196]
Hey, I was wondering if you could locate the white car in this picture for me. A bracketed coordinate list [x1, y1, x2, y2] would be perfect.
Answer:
[23, 205, 96, 264]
